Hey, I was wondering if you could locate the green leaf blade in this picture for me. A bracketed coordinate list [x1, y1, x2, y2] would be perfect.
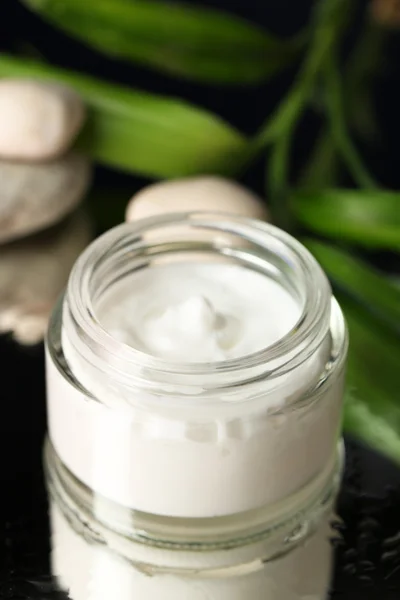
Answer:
[344, 390, 400, 466]
[0, 55, 248, 177]
[292, 189, 400, 250]
[340, 295, 400, 464]
[304, 239, 400, 330]
[22, 0, 301, 84]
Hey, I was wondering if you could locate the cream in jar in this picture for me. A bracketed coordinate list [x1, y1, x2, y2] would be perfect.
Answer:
[97, 263, 300, 362]
[46, 213, 347, 524]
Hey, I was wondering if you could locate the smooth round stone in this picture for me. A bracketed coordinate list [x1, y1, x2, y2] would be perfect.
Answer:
[0, 79, 85, 160]
[0, 153, 92, 243]
[126, 176, 269, 222]
[0, 211, 92, 345]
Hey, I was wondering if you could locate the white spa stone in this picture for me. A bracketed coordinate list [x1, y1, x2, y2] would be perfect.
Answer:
[0, 79, 85, 160]
[126, 176, 269, 223]
[0, 153, 91, 243]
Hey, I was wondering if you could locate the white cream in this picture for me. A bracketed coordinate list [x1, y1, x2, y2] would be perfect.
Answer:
[98, 263, 300, 362]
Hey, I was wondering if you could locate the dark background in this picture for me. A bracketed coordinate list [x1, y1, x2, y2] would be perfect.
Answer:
[1, 0, 400, 598]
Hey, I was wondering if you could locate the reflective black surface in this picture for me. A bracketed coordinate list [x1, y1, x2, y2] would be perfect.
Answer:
[0, 335, 400, 598]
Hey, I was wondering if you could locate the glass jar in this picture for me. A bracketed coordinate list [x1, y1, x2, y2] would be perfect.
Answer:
[45, 213, 347, 549]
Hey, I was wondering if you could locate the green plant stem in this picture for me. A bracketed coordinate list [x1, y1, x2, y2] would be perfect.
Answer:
[323, 52, 378, 189]
[256, 0, 349, 149]
[298, 11, 386, 189]
[345, 16, 386, 142]
[299, 12, 385, 191]
[264, 109, 298, 229]
[251, 0, 349, 225]
[298, 127, 338, 188]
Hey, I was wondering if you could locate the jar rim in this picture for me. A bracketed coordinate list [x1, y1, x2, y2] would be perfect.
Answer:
[65, 213, 332, 390]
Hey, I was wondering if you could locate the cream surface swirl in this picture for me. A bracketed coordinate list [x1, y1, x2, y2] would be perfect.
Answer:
[96, 263, 301, 362]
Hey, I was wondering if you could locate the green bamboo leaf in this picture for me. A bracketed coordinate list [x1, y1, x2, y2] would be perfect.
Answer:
[345, 314, 400, 410]
[344, 389, 400, 466]
[340, 294, 400, 464]
[22, 0, 301, 84]
[292, 189, 400, 250]
[0, 55, 247, 177]
[304, 239, 400, 330]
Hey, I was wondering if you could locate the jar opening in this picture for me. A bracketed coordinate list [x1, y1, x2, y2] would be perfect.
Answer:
[62, 212, 333, 397]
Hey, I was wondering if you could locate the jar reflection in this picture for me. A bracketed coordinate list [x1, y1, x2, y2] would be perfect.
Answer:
[48, 450, 340, 600]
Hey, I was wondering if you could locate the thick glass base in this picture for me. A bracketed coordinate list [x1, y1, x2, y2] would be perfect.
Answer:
[45, 438, 344, 600]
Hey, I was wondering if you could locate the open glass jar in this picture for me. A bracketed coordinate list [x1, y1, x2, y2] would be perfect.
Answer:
[45, 213, 347, 594]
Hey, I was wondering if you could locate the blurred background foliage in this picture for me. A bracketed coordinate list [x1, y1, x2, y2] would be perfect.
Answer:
[1, 0, 400, 463]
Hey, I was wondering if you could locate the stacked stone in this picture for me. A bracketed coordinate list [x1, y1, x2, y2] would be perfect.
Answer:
[0, 79, 92, 344]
